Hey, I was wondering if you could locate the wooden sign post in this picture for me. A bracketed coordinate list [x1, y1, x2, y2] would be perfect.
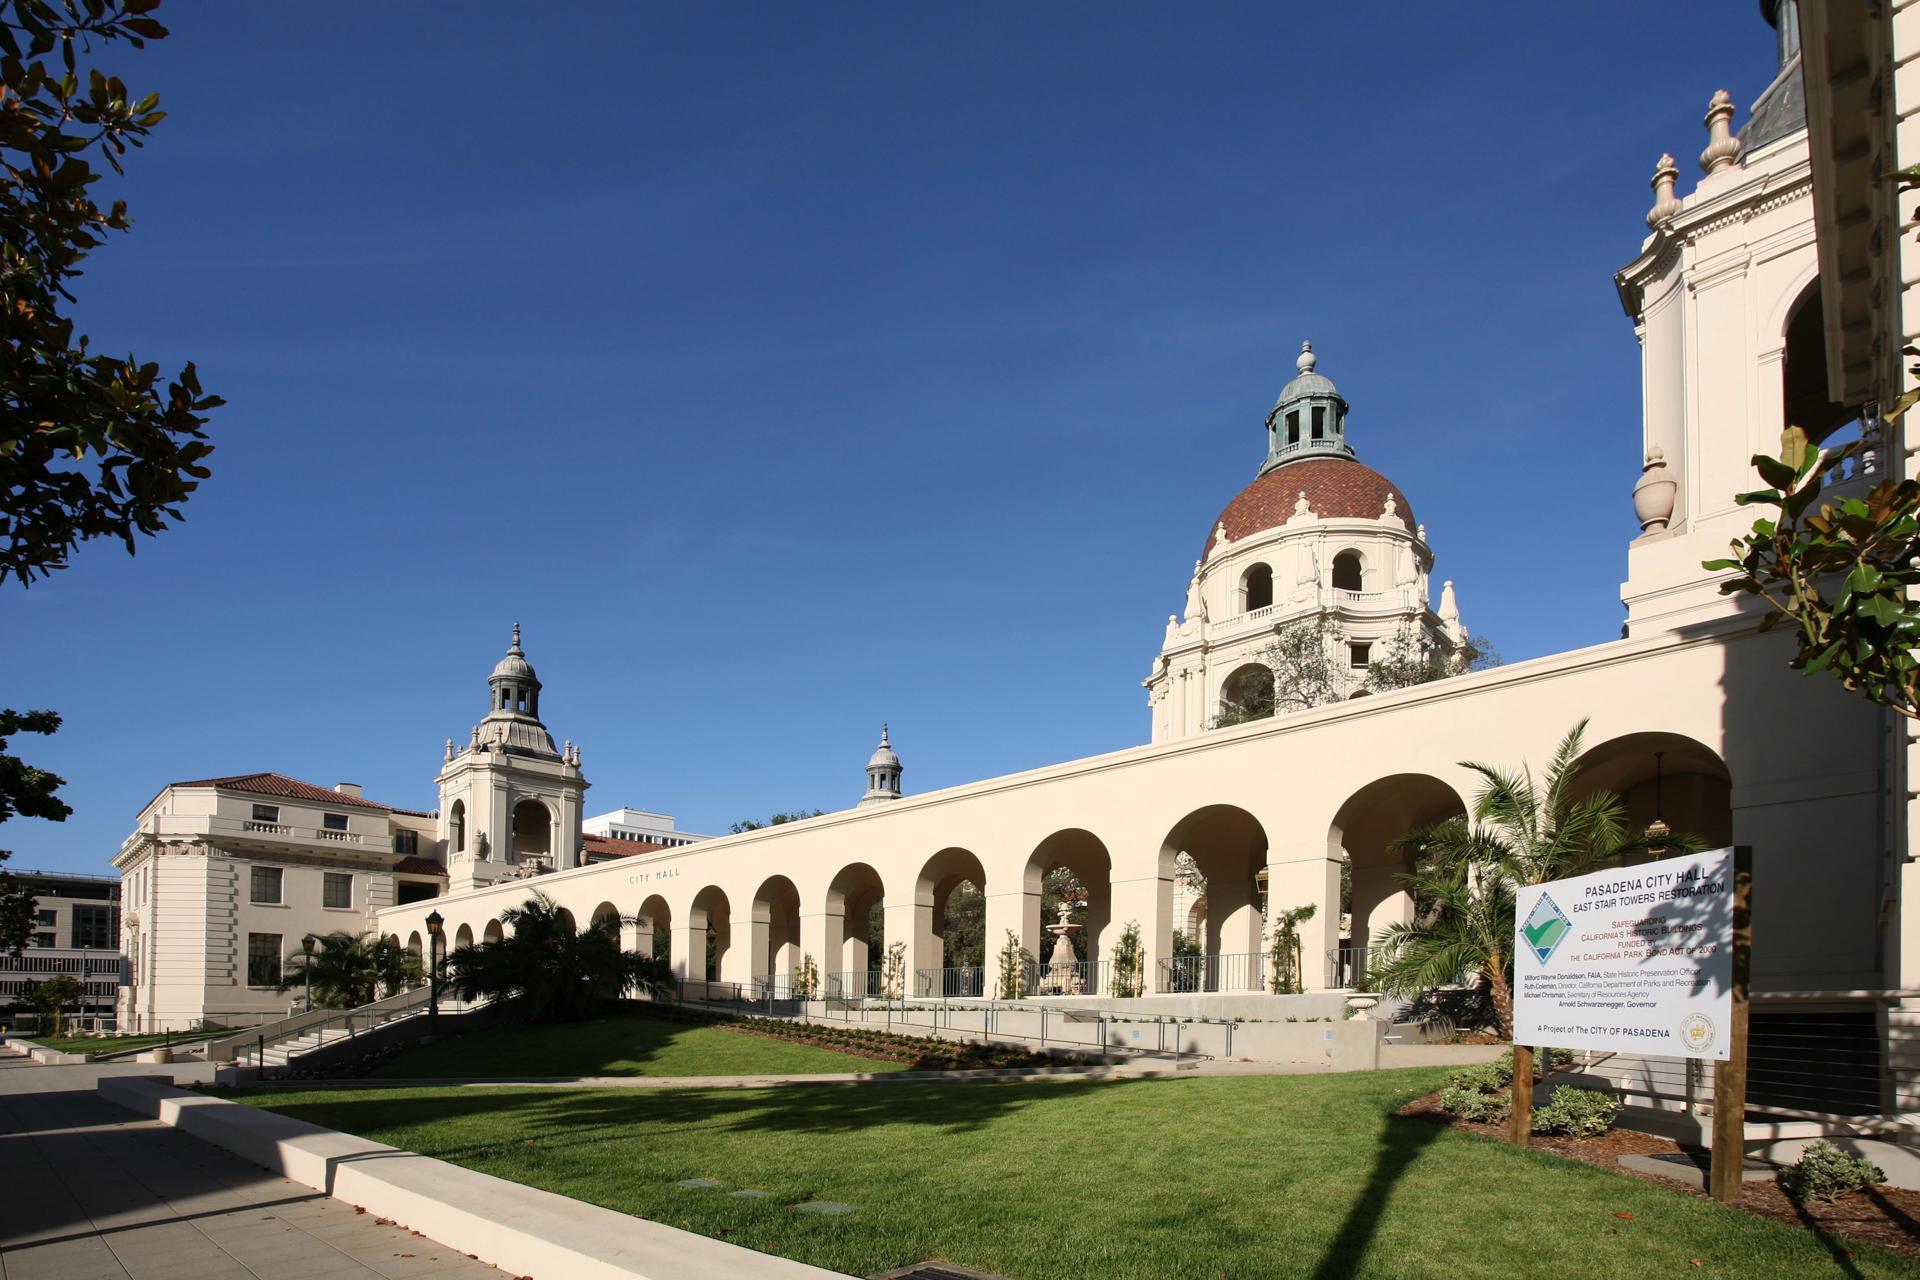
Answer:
[1509, 1042, 1534, 1146]
[1708, 844, 1753, 1203]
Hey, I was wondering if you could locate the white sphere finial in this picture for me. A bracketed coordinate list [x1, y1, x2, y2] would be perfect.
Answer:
[1297, 340, 1316, 375]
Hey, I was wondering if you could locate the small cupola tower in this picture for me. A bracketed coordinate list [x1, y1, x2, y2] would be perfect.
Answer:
[858, 724, 903, 807]
[1261, 341, 1356, 473]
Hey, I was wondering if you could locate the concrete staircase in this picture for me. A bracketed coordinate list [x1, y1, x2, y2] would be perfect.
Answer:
[254, 998, 482, 1070]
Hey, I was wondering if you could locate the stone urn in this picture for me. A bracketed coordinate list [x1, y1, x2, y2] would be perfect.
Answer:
[1632, 446, 1677, 533]
[1345, 995, 1379, 1020]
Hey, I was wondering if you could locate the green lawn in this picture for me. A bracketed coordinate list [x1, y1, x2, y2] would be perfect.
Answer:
[370, 1014, 909, 1078]
[10, 1031, 199, 1055]
[243, 1068, 1919, 1280]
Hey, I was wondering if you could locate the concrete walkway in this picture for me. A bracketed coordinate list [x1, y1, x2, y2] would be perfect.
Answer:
[0, 1058, 501, 1280]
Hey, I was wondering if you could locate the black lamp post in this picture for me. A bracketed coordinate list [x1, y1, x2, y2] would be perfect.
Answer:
[300, 933, 317, 1012]
[425, 910, 443, 1038]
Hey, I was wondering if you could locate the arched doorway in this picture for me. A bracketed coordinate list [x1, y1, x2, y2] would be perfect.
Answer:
[1158, 806, 1267, 992]
[482, 919, 504, 944]
[1021, 830, 1112, 996]
[750, 875, 802, 994]
[511, 798, 552, 867]
[638, 895, 672, 969]
[826, 863, 885, 999]
[1328, 774, 1469, 989]
[690, 885, 731, 986]
[1571, 732, 1733, 854]
[914, 847, 987, 997]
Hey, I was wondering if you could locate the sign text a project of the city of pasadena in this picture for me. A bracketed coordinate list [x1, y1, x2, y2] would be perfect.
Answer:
[1510, 847, 1735, 1061]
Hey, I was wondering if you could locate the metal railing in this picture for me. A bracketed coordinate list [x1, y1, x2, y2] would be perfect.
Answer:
[206, 984, 430, 1063]
[1326, 946, 1376, 990]
[1156, 951, 1263, 994]
[915, 966, 985, 998]
[826, 970, 888, 1001]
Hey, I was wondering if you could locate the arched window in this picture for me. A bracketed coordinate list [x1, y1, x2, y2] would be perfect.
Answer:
[1332, 551, 1363, 592]
[449, 800, 466, 854]
[1217, 663, 1276, 726]
[511, 799, 551, 866]
[1782, 283, 1860, 446]
[1242, 563, 1273, 612]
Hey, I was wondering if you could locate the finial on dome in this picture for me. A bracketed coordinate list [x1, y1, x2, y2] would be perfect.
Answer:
[509, 621, 523, 655]
[1296, 340, 1316, 375]
[880, 722, 890, 747]
[1646, 154, 1682, 228]
[1700, 90, 1739, 175]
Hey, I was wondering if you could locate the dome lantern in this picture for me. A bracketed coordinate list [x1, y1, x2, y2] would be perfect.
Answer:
[859, 724, 903, 807]
[1261, 341, 1356, 474]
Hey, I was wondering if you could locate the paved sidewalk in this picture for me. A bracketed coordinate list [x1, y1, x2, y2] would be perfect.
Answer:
[0, 1058, 500, 1280]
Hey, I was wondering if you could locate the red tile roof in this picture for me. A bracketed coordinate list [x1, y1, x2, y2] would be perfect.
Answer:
[582, 833, 666, 860]
[1205, 457, 1416, 560]
[393, 856, 448, 877]
[162, 772, 394, 811]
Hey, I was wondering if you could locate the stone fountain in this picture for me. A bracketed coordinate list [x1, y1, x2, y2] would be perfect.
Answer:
[1039, 899, 1084, 995]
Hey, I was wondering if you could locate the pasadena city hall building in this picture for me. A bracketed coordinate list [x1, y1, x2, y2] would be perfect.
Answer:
[111, 0, 1920, 1121]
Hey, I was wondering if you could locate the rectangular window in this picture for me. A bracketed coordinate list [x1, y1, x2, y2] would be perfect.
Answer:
[1349, 642, 1371, 669]
[251, 803, 280, 823]
[322, 813, 349, 832]
[32, 932, 55, 949]
[1312, 406, 1326, 440]
[1286, 411, 1300, 446]
[249, 865, 283, 904]
[36, 909, 56, 926]
[393, 830, 418, 856]
[323, 872, 353, 910]
[246, 932, 282, 987]
[71, 904, 115, 949]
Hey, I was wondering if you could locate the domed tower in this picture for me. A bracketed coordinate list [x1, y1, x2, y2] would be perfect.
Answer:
[858, 724, 903, 807]
[1143, 344, 1466, 743]
[436, 624, 590, 890]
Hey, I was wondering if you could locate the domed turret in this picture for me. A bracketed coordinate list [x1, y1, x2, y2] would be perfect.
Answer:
[1261, 341, 1356, 472]
[859, 724, 903, 807]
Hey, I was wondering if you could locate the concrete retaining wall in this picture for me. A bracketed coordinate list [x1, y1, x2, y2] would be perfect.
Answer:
[98, 1075, 848, 1280]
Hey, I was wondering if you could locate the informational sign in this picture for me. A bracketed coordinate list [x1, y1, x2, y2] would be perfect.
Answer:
[1510, 847, 1735, 1061]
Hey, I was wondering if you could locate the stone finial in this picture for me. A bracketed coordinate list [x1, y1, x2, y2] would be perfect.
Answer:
[444, 737, 455, 762]
[1211, 521, 1231, 556]
[1381, 493, 1398, 521]
[1647, 154, 1682, 228]
[1633, 444, 1677, 533]
[1700, 90, 1739, 175]
[1417, 523, 1428, 542]
[1294, 491, 1312, 516]
[1297, 340, 1317, 375]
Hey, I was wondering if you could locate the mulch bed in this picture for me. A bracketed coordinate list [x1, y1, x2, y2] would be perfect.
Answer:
[1400, 1090, 1920, 1261]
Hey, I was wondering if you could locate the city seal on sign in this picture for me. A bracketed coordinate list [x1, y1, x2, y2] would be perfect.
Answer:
[1680, 1012, 1716, 1053]
[1521, 892, 1573, 964]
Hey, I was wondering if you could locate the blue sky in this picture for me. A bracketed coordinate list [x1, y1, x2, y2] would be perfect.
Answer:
[7, 2, 1779, 872]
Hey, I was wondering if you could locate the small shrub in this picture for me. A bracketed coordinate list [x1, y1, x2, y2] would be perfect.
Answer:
[1439, 1083, 1509, 1122]
[1446, 1062, 1509, 1095]
[1779, 1141, 1886, 1204]
[1531, 1087, 1619, 1138]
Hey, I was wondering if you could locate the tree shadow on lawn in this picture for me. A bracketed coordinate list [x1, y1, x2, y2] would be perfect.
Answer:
[1305, 1111, 1448, 1280]
[269, 1076, 1122, 1164]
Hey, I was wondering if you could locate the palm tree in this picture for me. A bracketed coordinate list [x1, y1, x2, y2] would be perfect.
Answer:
[1369, 720, 1683, 1036]
[282, 932, 422, 1010]
[443, 892, 674, 1023]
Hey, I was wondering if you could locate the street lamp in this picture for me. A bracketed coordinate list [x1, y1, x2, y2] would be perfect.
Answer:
[301, 933, 317, 1013]
[424, 910, 444, 1038]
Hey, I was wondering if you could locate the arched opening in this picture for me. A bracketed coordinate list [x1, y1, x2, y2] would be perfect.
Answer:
[554, 906, 577, 935]
[690, 885, 731, 985]
[1328, 774, 1470, 989]
[1782, 283, 1864, 447]
[510, 799, 551, 866]
[638, 895, 672, 969]
[826, 863, 886, 999]
[1217, 662, 1276, 727]
[449, 800, 466, 855]
[915, 847, 987, 997]
[1571, 731, 1733, 855]
[1158, 806, 1267, 992]
[1331, 550, 1364, 592]
[482, 919, 504, 944]
[750, 874, 802, 993]
[1022, 830, 1113, 995]
[589, 901, 621, 938]
[1241, 562, 1274, 613]
[453, 923, 473, 951]
[406, 931, 423, 962]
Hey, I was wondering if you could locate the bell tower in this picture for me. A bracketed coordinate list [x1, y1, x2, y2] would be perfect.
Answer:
[436, 624, 589, 891]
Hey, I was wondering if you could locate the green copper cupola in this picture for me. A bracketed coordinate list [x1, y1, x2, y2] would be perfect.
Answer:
[1260, 341, 1355, 474]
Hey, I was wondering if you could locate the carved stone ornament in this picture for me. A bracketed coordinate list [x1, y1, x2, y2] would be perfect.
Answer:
[1632, 444, 1678, 533]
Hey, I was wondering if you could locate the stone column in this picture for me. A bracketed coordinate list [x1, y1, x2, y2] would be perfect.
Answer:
[1106, 862, 1171, 997]
[1266, 846, 1343, 991]
[985, 884, 1039, 998]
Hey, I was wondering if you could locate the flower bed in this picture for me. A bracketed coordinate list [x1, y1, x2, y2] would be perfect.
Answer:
[640, 1003, 1086, 1071]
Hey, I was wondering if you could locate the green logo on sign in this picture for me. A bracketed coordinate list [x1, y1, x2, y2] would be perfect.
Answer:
[1522, 893, 1572, 964]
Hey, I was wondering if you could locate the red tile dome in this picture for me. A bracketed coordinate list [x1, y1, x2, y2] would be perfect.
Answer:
[1204, 458, 1415, 560]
